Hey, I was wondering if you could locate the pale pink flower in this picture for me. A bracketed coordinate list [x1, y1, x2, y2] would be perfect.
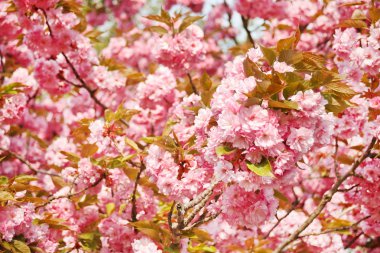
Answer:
[273, 61, 295, 73]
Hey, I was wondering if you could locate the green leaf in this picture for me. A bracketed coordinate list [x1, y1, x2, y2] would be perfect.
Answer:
[310, 70, 334, 88]
[80, 144, 98, 158]
[369, 7, 380, 24]
[130, 220, 172, 243]
[339, 19, 367, 28]
[13, 240, 31, 253]
[243, 57, 268, 80]
[301, 52, 326, 70]
[278, 50, 303, 65]
[105, 109, 114, 122]
[0, 191, 14, 201]
[324, 83, 357, 99]
[106, 203, 115, 216]
[114, 106, 140, 122]
[274, 189, 289, 203]
[78, 231, 101, 251]
[119, 203, 128, 214]
[277, 35, 296, 51]
[147, 25, 168, 35]
[125, 138, 140, 152]
[268, 100, 298, 110]
[60, 151, 80, 163]
[0, 82, 26, 98]
[33, 218, 70, 230]
[160, 7, 171, 21]
[200, 72, 212, 91]
[126, 72, 145, 86]
[188, 243, 217, 253]
[246, 158, 274, 177]
[1, 241, 14, 251]
[140, 136, 161, 144]
[154, 136, 178, 153]
[260, 46, 277, 65]
[78, 194, 98, 208]
[183, 228, 212, 242]
[215, 145, 236, 156]
[179, 16, 203, 33]
[244, 97, 262, 107]
[324, 95, 353, 115]
[145, 15, 171, 26]
[0, 176, 8, 185]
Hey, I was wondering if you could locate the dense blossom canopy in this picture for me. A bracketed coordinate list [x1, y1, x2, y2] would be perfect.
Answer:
[0, 0, 380, 252]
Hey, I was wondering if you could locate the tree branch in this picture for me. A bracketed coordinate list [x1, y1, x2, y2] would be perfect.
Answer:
[299, 215, 370, 238]
[131, 159, 145, 222]
[334, 137, 340, 178]
[187, 73, 198, 95]
[36, 173, 105, 209]
[0, 50, 5, 85]
[264, 198, 299, 239]
[273, 137, 377, 253]
[241, 16, 255, 47]
[0, 148, 60, 177]
[223, 1, 238, 45]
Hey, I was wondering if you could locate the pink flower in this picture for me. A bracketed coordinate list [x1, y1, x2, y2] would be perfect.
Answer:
[34, 59, 70, 95]
[273, 61, 295, 73]
[154, 25, 206, 76]
[254, 124, 283, 149]
[61, 158, 103, 189]
[369, 97, 380, 109]
[286, 127, 315, 153]
[333, 28, 361, 59]
[235, 0, 288, 20]
[132, 237, 162, 253]
[221, 185, 278, 227]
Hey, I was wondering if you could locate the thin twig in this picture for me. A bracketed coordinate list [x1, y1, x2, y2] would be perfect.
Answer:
[0, 148, 60, 177]
[345, 232, 364, 249]
[61, 53, 107, 110]
[299, 215, 370, 238]
[0, 50, 5, 85]
[39, 8, 54, 38]
[39, 8, 132, 127]
[334, 137, 340, 178]
[187, 73, 198, 95]
[223, 1, 238, 45]
[264, 198, 299, 239]
[131, 159, 145, 222]
[183, 211, 221, 231]
[241, 16, 255, 46]
[184, 190, 213, 226]
[273, 137, 377, 253]
[36, 173, 105, 209]
[168, 201, 176, 234]
[184, 180, 219, 210]
[337, 184, 359, 192]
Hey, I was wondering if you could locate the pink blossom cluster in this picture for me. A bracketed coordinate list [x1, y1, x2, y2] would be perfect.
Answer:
[333, 25, 380, 92]
[154, 25, 206, 76]
[235, 0, 288, 20]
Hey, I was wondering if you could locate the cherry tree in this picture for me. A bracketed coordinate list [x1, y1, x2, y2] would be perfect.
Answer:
[0, 0, 380, 252]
